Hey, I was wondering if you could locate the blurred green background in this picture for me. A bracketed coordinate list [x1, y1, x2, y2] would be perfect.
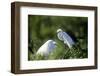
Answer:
[28, 15, 88, 61]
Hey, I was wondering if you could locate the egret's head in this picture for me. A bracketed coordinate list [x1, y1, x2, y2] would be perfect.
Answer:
[57, 29, 63, 33]
[47, 40, 56, 45]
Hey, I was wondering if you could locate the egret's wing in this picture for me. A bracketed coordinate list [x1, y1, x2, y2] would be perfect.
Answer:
[63, 32, 75, 48]
[36, 43, 48, 56]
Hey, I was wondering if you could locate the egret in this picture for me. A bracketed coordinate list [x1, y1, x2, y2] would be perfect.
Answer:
[57, 29, 75, 48]
[36, 40, 56, 57]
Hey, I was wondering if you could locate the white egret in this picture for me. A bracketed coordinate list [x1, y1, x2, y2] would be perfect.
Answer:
[57, 29, 75, 48]
[36, 40, 56, 57]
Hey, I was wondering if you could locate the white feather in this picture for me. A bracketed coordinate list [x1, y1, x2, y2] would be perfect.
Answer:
[57, 29, 75, 48]
[36, 40, 56, 57]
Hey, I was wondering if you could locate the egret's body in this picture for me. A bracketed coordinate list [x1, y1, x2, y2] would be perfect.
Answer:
[57, 29, 75, 48]
[36, 40, 56, 57]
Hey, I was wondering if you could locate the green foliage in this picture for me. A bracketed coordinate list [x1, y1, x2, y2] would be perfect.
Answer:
[28, 15, 88, 61]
